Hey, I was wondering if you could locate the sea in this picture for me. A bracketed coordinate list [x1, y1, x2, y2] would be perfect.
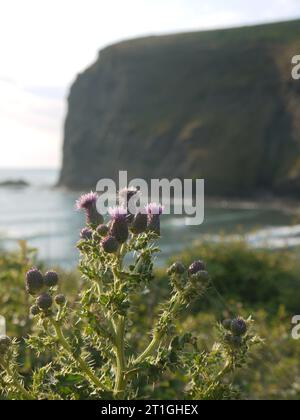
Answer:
[0, 168, 299, 269]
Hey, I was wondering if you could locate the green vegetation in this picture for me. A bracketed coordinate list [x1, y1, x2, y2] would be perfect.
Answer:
[0, 237, 299, 400]
[0, 187, 258, 400]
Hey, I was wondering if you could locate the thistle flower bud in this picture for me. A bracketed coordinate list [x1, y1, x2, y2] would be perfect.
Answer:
[96, 224, 109, 237]
[188, 260, 206, 276]
[30, 305, 40, 316]
[37, 293, 53, 311]
[146, 203, 163, 236]
[231, 318, 247, 336]
[55, 294, 66, 306]
[80, 227, 93, 240]
[231, 335, 243, 347]
[25, 268, 44, 295]
[191, 270, 209, 282]
[167, 262, 186, 276]
[44, 271, 59, 288]
[0, 336, 11, 355]
[109, 207, 129, 244]
[224, 334, 243, 348]
[76, 192, 104, 226]
[222, 319, 232, 331]
[101, 236, 119, 254]
[130, 212, 148, 235]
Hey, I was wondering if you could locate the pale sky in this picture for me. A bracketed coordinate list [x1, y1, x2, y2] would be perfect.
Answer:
[0, 0, 300, 169]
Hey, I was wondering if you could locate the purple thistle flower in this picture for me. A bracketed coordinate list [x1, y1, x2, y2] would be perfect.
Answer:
[108, 206, 128, 219]
[76, 192, 104, 226]
[109, 207, 129, 244]
[145, 203, 164, 215]
[119, 187, 139, 207]
[76, 192, 98, 210]
[188, 260, 206, 276]
[146, 203, 163, 235]
[119, 188, 140, 223]
[80, 227, 93, 240]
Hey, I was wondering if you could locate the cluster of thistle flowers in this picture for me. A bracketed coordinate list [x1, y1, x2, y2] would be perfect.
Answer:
[222, 317, 248, 348]
[1, 270, 65, 357]
[25, 268, 66, 317]
[167, 260, 210, 296]
[76, 189, 163, 253]
[168, 262, 249, 351]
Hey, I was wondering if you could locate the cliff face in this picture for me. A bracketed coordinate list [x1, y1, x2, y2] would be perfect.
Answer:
[59, 19, 300, 196]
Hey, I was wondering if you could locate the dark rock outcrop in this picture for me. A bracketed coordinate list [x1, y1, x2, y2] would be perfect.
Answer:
[0, 180, 29, 188]
[59, 19, 300, 197]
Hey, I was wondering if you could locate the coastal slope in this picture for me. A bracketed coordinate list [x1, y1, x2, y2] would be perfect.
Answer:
[59, 19, 300, 196]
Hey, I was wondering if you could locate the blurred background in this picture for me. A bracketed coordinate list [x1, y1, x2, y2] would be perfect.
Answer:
[1, 0, 300, 268]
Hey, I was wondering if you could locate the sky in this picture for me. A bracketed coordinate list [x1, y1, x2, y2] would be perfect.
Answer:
[0, 0, 300, 169]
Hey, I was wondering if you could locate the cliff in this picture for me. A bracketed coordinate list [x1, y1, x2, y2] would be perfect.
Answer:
[59, 19, 300, 196]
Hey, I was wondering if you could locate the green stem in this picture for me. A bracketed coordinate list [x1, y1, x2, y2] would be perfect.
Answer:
[112, 249, 128, 397]
[114, 316, 126, 397]
[0, 359, 34, 400]
[49, 319, 106, 391]
[132, 333, 162, 366]
[132, 293, 182, 367]
[216, 360, 233, 381]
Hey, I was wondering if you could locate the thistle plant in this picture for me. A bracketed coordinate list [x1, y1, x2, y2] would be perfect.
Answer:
[0, 189, 259, 400]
